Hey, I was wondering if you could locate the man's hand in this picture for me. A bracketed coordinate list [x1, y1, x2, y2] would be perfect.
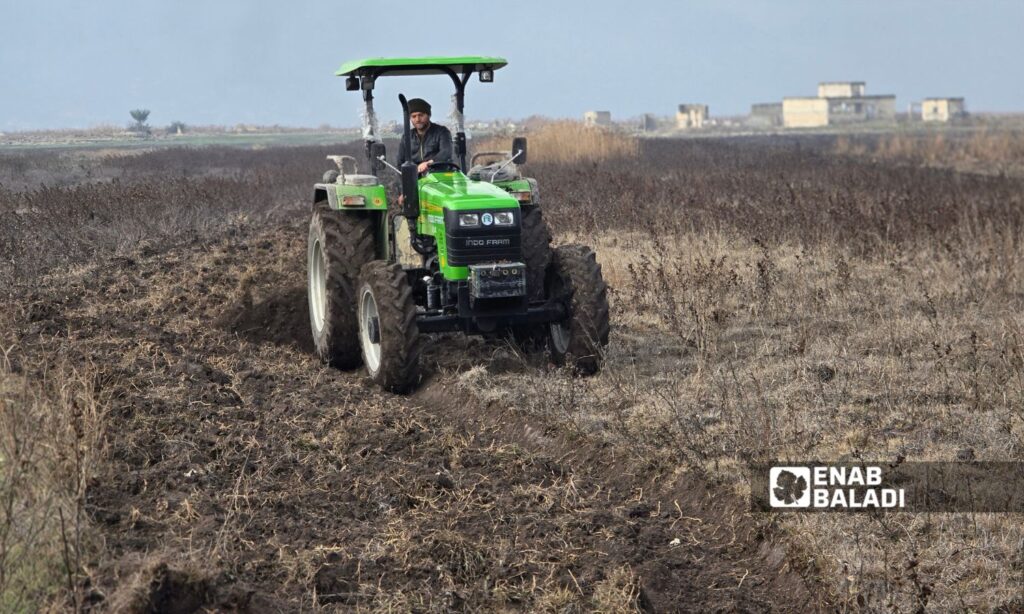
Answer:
[398, 194, 405, 206]
[417, 160, 432, 174]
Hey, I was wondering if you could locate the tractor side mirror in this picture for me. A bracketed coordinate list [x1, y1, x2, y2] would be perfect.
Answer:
[512, 137, 528, 165]
[369, 142, 386, 173]
[400, 162, 420, 218]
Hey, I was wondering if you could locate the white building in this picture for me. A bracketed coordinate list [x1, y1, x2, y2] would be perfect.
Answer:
[782, 82, 896, 128]
[921, 98, 966, 122]
[676, 104, 708, 129]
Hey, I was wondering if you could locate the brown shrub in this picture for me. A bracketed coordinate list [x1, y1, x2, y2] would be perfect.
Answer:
[831, 128, 1024, 175]
[476, 121, 638, 164]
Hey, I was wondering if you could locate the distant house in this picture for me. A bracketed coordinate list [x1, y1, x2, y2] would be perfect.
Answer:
[583, 111, 611, 127]
[783, 98, 830, 128]
[676, 104, 708, 129]
[818, 81, 866, 98]
[749, 103, 783, 127]
[639, 113, 658, 132]
[921, 98, 966, 122]
[782, 82, 895, 128]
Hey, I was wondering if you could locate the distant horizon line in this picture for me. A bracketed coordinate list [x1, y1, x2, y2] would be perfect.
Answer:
[5, 110, 1024, 135]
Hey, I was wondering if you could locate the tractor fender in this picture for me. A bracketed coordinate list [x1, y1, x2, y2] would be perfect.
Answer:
[524, 177, 541, 206]
[312, 183, 338, 210]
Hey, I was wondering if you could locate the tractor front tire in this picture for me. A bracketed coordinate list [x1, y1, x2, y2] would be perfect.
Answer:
[520, 206, 552, 301]
[506, 206, 553, 348]
[307, 203, 376, 368]
[547, 244, 610, 374]
[357, 261, 422, 393]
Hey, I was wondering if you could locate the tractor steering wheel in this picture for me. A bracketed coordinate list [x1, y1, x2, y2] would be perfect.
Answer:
[426, 161, 461, 173]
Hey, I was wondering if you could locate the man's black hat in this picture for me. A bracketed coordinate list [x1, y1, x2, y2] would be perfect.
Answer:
[408, 98, 431, 115]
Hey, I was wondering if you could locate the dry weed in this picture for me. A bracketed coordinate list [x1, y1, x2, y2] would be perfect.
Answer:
[0, 351, 105, 611]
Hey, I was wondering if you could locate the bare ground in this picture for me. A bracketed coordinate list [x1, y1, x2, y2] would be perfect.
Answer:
[9, 219, 830, 612]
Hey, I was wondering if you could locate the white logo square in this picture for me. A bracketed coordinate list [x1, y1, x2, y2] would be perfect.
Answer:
[770, 466, 811, 508]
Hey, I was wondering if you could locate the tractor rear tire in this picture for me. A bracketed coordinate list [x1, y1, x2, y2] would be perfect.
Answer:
[546, 244, 610, 374]
[520, 206, 552, 301]
[308, 203, 376, 368]
[357, 261, 422, 393]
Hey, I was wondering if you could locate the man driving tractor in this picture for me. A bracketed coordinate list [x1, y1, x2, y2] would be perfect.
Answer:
[397, 98, 453, 173]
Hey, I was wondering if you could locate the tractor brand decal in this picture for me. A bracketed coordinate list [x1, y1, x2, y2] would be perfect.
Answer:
[466, 238, 511, 247]
[373, 197, 383, 206]
[423, 203, 442, 213]
[427, 214, 444, 225]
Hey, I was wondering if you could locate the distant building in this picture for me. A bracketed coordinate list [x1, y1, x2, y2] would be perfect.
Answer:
[782, 82, 895, 128]
[921, 98, 966, 122]
[783, 98, 830, 128]
[748, 103, 783, 127]
[826, 96, 896, 124]
[639, 113, 658, 132]
[818, 81, 866, 98]
[583, 111, 611, 127]
[676, 104, 708, 129]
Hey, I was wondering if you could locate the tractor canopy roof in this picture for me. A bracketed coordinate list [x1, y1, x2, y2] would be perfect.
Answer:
[336, 56, 507, 78]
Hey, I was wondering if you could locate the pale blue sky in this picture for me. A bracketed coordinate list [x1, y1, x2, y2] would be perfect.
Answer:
[2, 0, 1021, 130]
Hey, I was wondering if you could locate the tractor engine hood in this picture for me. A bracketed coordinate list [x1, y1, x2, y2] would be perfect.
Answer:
[419, 172, 518, 211]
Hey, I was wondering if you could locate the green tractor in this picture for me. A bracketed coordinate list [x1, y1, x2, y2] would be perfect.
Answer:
[307, 56, 609, 392]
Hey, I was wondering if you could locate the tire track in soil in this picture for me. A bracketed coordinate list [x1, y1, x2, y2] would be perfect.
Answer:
[12, 219, 831, 612]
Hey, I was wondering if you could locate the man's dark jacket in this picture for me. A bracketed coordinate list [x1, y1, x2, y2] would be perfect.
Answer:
[397, 122, 454, 167]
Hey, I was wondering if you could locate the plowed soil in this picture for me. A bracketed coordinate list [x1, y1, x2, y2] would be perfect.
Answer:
[13, 217, 828, 612]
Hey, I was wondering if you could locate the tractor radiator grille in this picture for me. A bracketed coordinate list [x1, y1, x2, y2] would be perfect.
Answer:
[444, 208, 522, 266]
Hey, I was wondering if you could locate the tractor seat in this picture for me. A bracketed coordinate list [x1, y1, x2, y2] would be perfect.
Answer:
[468, 163, 520, 183]
[337, 174, 379, 186]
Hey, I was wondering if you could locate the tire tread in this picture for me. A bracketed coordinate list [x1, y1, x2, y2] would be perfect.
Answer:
[549, 244, 610, 374]
[309, 202, 376, 368]
[359, 261, 422, 393]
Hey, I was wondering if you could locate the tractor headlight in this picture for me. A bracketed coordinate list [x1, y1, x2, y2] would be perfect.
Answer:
[493, 211, 515, 226]
[510, 190, 532, 203]
[458, 213, 479, 227]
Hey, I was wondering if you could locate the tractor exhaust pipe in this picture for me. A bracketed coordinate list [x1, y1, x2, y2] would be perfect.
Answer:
[398, 94, 420, 218]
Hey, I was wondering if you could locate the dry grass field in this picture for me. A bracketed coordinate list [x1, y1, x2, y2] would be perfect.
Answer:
[1, 125, 1022, 611]
[833, 128, 1024, 177]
